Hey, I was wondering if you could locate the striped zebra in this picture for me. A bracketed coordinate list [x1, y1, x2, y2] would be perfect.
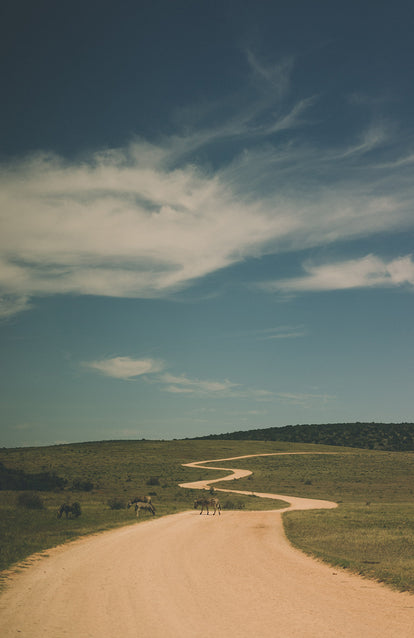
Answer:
[135, 502, 156, 517]
[127, 495, 152, 509]
[194, 497, 221, 515]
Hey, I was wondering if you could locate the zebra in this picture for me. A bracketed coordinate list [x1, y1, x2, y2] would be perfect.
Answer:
[127, 495, 152, 509]
[194, 497, 221, 515]
[135, 502, 156, 517]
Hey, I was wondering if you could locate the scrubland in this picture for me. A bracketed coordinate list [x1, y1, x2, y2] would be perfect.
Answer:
[0, 439, 413, 592]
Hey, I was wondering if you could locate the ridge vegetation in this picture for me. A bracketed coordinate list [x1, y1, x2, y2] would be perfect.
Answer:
[195, 422, 414, 451]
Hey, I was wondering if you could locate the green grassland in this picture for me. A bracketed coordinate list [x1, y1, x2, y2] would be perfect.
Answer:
[0, 440, 289, 574]
[1, 440, 413, 593]
[209, 450, 414, 591]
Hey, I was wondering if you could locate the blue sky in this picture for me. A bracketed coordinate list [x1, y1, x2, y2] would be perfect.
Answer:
[1, 1, 414, 447]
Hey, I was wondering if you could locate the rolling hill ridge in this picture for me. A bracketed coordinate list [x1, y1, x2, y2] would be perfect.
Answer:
[195, 422, 414, 451]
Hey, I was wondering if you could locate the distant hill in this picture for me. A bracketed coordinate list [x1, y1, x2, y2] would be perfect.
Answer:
[195, 422, 414, 451]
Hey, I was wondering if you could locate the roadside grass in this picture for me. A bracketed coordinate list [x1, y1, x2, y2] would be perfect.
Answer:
[209, 450, 414, 592]
[0, 499, 137, 571]
[218, 494, 288, 511]
[207, 450, 414, 503]
[1, 440, 413, 593]
[283, 503, 414, 592]
[0, 439, 292, 574]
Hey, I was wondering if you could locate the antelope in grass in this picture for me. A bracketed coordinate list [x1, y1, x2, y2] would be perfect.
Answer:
[135, 502, 156, 517]
[194, 497, 221, 515]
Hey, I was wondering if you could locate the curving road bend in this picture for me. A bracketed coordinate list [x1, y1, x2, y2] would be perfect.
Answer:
[0, 453, 413, 637]
[180, 451, 339, 511]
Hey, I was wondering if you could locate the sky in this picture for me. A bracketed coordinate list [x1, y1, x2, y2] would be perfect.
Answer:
[1, 0, 414, 447]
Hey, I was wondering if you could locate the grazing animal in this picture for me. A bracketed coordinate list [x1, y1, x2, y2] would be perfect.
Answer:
[127, 495, 152, 509]
[57, 502, 81, 519]
[135, 502, 156, 517]
[194, 497, 221, 515]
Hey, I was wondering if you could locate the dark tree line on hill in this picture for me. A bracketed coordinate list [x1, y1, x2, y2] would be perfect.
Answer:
[195, 423, 414, 451]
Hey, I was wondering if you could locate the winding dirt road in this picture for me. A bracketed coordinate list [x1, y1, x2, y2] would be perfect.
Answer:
[1, 453, 413, 637]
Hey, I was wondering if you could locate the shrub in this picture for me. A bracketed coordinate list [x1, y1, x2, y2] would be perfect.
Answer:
[17, 492, 44, 509]
[107, 498, 126, 510]
[71, 479, 94, 492]
[146, 476, 160, 486]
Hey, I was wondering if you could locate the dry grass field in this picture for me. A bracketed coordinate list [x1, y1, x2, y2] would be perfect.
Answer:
[1, 439, 413, 592]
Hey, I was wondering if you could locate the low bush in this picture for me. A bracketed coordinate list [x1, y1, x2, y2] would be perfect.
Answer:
[17, 492, 44, 510]
[71, 479, 94, 492]
[146, 476, 160, 486]
[107, 498, 126, 510]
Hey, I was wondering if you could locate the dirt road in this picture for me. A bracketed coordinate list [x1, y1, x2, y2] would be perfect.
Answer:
[1, 453, 413, 637]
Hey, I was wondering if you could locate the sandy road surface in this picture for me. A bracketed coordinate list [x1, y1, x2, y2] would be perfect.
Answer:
[1, 453, 413, 637]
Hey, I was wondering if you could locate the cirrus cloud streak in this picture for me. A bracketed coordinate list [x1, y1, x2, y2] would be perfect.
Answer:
[82, 356, 334, 408]
[2, 61, 414, 318]
[261, 255, 414, 293]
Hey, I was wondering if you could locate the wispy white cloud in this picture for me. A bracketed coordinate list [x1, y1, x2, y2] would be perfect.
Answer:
[160, 373, 241, 396]
[83, 359, 250, 397]
[261, 255, 414, 293]
[231, 325, 307, 340]
[334, 121, 390, 159]
[83, 356, 165, 380]
[83, 356, 242, 394]
[246, 51, 293, 99]
[82, 355, 334, 407]
[161, 373, 300, 401]
[376, 153, 414, 169]
[1, 53, 414, 316]
[0, 294, 31, 319]
[254, 326, 307, 340]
